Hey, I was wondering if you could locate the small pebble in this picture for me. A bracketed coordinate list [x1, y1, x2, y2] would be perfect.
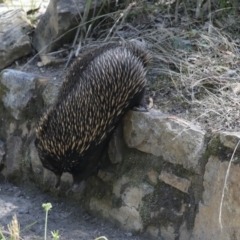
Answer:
[37, 62, 44, 67]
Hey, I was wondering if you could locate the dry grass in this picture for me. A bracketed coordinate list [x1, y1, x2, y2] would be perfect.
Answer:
[18, 0, 240, 132]
[0, 214, 23, 240]
[111, 6, 240, 132]
[65, 0, 240, 132]
[145, 25, 240, 132]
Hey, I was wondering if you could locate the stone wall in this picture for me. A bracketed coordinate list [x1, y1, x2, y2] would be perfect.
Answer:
[1, 69, 240, 239]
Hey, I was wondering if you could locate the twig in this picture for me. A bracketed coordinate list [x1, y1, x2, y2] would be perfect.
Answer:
[75, 24, 92, 57]
[104, 1, 136, 41]
[174, 0, 180, 23]
[47, 49, 69, 55]
[196, 0, 204, 18]
[64, 24, 81, 69]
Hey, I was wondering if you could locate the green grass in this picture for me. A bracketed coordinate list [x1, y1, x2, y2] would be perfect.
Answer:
[0, 203, 60, 240]
[0, 202, 108, 240]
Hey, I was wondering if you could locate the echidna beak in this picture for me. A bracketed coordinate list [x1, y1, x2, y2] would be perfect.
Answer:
[55, 174, 62, 188]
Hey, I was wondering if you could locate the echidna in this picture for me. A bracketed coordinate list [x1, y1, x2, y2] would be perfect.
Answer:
[35, 42, 151, 191]
[58, 42, 150, 100]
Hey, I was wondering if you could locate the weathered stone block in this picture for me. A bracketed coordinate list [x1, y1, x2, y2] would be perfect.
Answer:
[219, 131, 240, 149]
[32, 0, 106, 54]
[0, 9, 32, 69]
[146, 225, 159, 238]
[122, 186, 143, 209]
[108, 126, 123, 164]
[116, 206, 143, 231]
[0, 140, 5, 165]
[192, 150, 240, 240]
[124, 110, 206, 174]
[0, 70, 42, 119]
[3, 136, 22, 177]
[160, 225, 176, 240]
[42, 80, 61, 106]
[97, 169, 114, 182]
[90, 197, 143, 232]
[113, 176, 130, 198]
[147, 170, 158, 185]
[159, 170, 191, 194]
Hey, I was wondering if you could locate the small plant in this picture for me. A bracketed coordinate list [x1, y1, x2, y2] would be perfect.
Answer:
[42, 203, 60, 240]
[42, 203, 52, 240]
[0, 214, 20, 240]
[7, 215, 19, 240]
[51, 230, 60, 240]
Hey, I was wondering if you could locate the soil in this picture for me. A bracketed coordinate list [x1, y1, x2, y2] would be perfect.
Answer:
[0, 180, 148, 240]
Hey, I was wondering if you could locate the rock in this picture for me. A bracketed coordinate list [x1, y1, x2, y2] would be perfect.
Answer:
[122, 184, 153, 209]
[0, 69, 42, 119]
[43, 168, 56, 187]
[147, 170, 158, 185]
[179, 222, 191, 240]
[60, 173, 73, 186]
[159, 170, 191, 194]
[160, 225, 176, 240]
[42, 79, 61, 106]
[124, 110, 206, 174]
[0, 0, 49, 13]
[113, 176, 130, 198]
[90, 197, 143, 232]
[0, 9, 32, 69]
[122, 186, 143, 209]
[108, 126, 123, 164]
[32, 0, 105, 54]
[3, 136, 22, 177]
[146, 225, 159, 238]
[0, 141, 5, 165]
[219, 131, 240, 149]
[116, 206, 143, 232]
[191, 131, 240, 240]
[37, 62, 44, 68]
[230, 83, 240, 95]
[97, 169, 114, 182]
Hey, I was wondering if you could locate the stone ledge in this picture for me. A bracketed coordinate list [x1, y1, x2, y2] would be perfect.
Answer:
[124, 110, 207, 174]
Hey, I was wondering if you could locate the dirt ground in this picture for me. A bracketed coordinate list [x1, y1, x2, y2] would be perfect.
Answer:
[0, 179, 148, 240]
